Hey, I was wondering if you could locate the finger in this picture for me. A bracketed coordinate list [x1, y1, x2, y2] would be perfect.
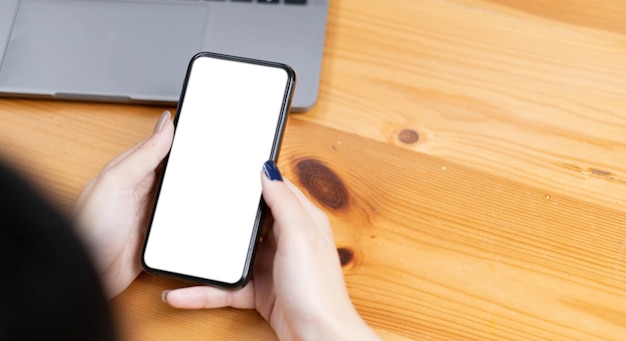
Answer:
[260, 160, 326, 219]
[261, 163, 331, 239]
[163, 283, 255, 310]
[261, 167, 311, 241]
[101, 141, 145, 172]
[101, 110, 172, 172]
[283, 177, 329, 223]
[105, 114, 174, 187]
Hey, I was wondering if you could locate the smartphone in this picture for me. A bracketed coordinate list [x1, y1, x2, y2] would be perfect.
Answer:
[141, 52, 295, 288]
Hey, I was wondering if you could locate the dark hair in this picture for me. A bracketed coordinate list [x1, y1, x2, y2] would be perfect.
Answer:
[0, 162, 116, 340]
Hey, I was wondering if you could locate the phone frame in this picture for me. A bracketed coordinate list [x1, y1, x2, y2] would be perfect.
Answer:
[141, 51, 295, 288]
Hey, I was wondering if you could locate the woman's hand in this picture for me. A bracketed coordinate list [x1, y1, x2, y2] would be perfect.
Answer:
[71, 111, 174, 299]
[162, 160, 381, 341]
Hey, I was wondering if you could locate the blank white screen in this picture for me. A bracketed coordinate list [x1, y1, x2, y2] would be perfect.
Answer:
[143, 55, 289, 285]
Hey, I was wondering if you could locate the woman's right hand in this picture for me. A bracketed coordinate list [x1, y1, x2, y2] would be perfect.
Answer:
[162, 160, 381, 341]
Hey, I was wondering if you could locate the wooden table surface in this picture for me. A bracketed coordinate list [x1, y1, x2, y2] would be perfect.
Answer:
[1, 0, 625, 339]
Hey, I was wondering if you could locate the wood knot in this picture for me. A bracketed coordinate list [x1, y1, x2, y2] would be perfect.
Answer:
[295, 159, 349, 211]
[398, 129, 419, 144]
[337, 247, 354, 266]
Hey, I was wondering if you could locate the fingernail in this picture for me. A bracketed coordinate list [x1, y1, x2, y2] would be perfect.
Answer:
[154, 110, 171, 133]
[263, 160, 283, 181]
[161, 290, 170, 303]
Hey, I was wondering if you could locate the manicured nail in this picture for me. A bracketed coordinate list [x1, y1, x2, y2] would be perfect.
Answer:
[161, 290, 170, 303]
[263, 160, 283, 181]
[154, 110, 171, 133]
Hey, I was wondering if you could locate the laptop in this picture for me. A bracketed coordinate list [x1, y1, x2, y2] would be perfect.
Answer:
[0, 0, 328, 111]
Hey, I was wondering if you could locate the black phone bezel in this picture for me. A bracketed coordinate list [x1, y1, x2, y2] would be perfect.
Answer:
[140, 51, 296, 289]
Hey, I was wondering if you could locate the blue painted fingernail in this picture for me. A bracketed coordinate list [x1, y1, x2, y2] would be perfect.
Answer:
[263, 160, 283, 181]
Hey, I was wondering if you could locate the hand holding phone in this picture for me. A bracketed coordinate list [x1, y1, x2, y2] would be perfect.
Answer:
[141, 52, 295, 288]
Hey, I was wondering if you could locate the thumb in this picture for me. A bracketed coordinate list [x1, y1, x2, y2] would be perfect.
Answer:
[108, 111, 174, 185]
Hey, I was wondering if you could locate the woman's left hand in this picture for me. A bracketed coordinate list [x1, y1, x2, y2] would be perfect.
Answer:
[72, 110, 174, 299]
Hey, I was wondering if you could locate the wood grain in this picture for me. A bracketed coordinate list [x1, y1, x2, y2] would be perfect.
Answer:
[481, 0, 626, 34]
[1, 0, 625, 340]
[303, 0, 626, 213]
[288, 119, 626, 340]
[0, 100, 170, 212]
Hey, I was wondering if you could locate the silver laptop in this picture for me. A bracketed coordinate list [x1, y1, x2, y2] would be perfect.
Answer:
[0, 0, 328, 111]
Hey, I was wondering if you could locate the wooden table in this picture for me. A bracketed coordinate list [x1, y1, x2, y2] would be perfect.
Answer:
[1, 0, 625, 339]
